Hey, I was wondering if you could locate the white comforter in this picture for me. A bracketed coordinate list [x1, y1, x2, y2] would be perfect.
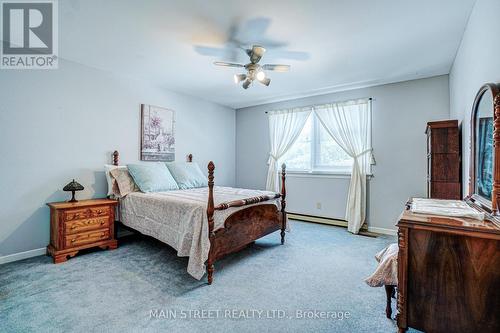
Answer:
[120, 186, 280, 280]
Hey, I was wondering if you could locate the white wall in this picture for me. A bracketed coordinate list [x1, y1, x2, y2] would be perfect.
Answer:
[0, 59, 235, 257]
[236, 76, 450, 232]
[450, 0, 500, 195]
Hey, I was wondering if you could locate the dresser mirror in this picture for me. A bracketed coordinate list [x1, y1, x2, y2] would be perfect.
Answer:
[467, 83, 500, 215]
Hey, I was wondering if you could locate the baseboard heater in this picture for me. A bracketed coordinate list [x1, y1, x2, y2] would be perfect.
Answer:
[288, 212, 368, 232]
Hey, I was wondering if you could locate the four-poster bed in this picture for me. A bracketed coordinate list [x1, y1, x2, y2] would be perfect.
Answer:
[111, 151, 287, 284]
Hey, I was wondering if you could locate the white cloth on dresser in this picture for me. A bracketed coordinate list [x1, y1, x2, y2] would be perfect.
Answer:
[411, 198, 484, 220]
[119, 186, 280, 280]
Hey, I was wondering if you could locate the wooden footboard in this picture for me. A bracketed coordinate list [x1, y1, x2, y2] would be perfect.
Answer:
[205, 161, 287, 284]
[211, 204, 282, 262]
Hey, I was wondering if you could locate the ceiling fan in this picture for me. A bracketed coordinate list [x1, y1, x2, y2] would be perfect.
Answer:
[214, 45, 290, 89]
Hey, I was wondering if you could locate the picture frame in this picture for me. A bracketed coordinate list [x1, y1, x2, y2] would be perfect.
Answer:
[140, 104, 175, 161]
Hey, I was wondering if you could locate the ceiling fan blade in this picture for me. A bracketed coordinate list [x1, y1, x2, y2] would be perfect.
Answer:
[194, 46, 226, 57]
[269, 50, 310, 61]
[213, 61, 244, 68]
[262, 64, 290, 72]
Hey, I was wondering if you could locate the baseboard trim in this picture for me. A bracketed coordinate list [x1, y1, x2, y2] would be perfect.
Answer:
[289, 212, 396, 235]
[367, 226, 397, 236]
[288, 212, 368, 231]
[0, 247, 46, 265]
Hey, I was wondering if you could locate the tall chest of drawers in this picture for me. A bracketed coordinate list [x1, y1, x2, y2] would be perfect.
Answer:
[426, 120, 462, 199]
[47, 199, 118, 263]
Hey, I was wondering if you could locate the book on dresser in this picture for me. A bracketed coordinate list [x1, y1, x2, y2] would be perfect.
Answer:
[426, 120, 462, 200]
[46, 199, 118, 263]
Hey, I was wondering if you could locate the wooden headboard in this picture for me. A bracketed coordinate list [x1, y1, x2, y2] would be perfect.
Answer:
[111, 151, 193, 166]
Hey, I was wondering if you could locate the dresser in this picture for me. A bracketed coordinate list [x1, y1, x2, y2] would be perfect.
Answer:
[47, 199, 118, 263]
[426, 120, 461, 199]
[396, 205, 500, 333]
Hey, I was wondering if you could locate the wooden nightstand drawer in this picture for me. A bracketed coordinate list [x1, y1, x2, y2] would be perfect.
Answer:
[65, 229, 109, 248]
[90, 206, 110, 218]
[65, 217, 109, 234]
[65, 206, 110, 221]
[64, 208, 90, 221]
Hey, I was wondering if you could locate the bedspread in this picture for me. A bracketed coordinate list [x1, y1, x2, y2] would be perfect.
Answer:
[120, 186, 280, 280]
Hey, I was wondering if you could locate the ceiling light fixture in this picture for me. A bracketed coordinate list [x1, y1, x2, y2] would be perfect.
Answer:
[259, 77, 271, 86]
[242, 79, 252, 89]
[213, 45, 291, 90]
[234, 73, 247, 84]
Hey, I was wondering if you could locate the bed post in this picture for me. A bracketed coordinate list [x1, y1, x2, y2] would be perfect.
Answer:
[281, 163, 287, 245]
[206, 161, 215, 284]
[112, 151, 119, 166]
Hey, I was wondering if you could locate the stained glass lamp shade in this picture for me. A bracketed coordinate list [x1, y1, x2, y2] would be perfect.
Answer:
[63, 179, 84, 202]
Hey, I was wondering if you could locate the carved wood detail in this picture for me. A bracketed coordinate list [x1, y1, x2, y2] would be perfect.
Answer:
[396, 227, 408, 332]
[112, 150, 119, 166]
[206, 161, 215, 285]
[467, 83, 500, 214]
[280, 163, 287, 244]
[215, 194, 280, 210]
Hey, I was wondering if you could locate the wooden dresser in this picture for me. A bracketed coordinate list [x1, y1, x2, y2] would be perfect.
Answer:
[426, 120, 461, 199]
[47, 199, 118, 263]
[396, 206, 500, 333]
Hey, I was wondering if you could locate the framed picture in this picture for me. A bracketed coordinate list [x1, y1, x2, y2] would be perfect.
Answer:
[140, 104, 175, 161]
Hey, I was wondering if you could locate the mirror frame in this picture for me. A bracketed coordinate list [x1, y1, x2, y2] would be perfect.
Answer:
[466, 83, 500, 215]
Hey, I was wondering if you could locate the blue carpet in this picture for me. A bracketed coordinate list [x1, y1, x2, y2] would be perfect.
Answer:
[1, 221, 411, 332]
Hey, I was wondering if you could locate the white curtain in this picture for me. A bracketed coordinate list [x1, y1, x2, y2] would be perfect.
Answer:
[266, 107, 312, 192]
[314, 99, 372, 234]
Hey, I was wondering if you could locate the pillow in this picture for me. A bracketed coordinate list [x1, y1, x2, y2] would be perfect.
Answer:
[104, 164, 126, 196]
[109, 168, 139, 197]
[127, 163, 179, 192]
[166, 162, 207, 189]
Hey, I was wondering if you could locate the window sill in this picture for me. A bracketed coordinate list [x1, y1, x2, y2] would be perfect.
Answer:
[283, 171, 373, 179]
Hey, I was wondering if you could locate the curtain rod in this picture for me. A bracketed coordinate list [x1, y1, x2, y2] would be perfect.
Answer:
[264, 98, 372, 113]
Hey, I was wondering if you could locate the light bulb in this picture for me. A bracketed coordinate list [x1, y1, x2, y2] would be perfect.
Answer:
[256, 71, 266, 81]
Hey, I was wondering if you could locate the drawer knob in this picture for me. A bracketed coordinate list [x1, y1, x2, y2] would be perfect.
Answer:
[71, 225, 76, 229]
[100, 221, 105, 225]
[71, 239, 76, 243]
[97, 210, 102, 214]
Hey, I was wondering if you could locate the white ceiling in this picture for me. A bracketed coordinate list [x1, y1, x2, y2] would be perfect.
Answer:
[59, 0, 476, 109]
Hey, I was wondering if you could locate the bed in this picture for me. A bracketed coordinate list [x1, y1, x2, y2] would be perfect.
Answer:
[111, 151, 287, 284]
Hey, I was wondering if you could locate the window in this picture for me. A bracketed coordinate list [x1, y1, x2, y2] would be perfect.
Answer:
[281, 113, 356, 174]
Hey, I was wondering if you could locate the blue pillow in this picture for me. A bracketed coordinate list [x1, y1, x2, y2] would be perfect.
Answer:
[127, 163, 179, 192]
[166, 162, 207, 189]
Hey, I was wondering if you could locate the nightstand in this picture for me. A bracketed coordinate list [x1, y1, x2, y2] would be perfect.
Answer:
[46, 199, 118, 263]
